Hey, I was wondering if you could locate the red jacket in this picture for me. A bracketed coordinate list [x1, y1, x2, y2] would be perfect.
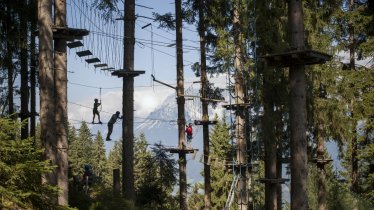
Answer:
[186, 126, 193, 136]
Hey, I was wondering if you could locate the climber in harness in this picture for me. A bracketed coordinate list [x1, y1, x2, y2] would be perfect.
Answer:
[106, 111, 122, 141]
[92, 98, 102, 124]
[82, 164, 93, 186]
[185, 123, 193, 148]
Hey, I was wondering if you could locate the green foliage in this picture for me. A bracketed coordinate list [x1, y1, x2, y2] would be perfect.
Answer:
[188, 183, 204, 210]
[134, 133, 178, 209]
[91, 131, 108, 184]
[69, 122, 94, 176]
[69, 182, 139, 210]
[0, 117, 59, 209]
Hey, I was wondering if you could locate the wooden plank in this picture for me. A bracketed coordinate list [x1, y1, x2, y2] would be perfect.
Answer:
[67, 41, 83, 48]
[111, 70, 145, 78]
[85, 58, 100, 63]
[101, 67, 115, 71]
[76, 50, 92, 57]
[258, 178, 289, 184]
[94, 63, 108, 68]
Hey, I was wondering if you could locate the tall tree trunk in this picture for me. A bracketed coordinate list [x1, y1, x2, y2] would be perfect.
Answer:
[288, 0, 308, 210]
[122, 0, 136, 202]
[20, 0, 29, 139]
[38, 0, 57, 204]
[348, 0, 359, 197]
[54, 0, 69, 205]
[277, 143, 283, 210]
[263, 66, 277, 210]
[198, 0, 211, 209]
[233, 1, 248, 209]
[6, 1, 14, 118]
[317, 125, 327, 210]
[175, 0, 187, 209]
[30, 0, 37, 139]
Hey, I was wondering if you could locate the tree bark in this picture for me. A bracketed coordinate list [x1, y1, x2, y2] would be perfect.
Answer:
[175, 0, 187, 209]
[54, 0, 69, 205]
[317, 126, 327, 210]
[38, 0, 57, 204]
[263, 66, 277, 210]
[198, 0, 211, 209]
[122, 0, 136, 203]
[348, 0, 359, 198]
[30, 0, 37, 140]
[20, 0, 29, 139]
[288, 0, 308, 210]
[6, 0, 14, 118]
[233, 1, 248, 209]
[277, 145, 282, 210]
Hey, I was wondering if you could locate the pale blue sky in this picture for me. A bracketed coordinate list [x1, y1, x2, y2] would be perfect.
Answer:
[66, 0, 204, 133]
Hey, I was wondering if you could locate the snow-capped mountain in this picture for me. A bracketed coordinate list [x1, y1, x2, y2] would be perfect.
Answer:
[134, 92, 225, 183]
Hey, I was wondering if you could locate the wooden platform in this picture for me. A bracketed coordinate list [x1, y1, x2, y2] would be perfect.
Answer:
[312, 158, 333, 164]
[52, 27, 89, 41]
[258, 178, 289, 184]
[111, 70, 145, 78]
[222, 103, 250, 110]
[262, 49, 331, 68]
[164, 147, 198, 154]
[194, 120, 218, 125]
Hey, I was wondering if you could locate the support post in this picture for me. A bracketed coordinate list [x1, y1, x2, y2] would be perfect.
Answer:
[263, 66, 277, 210]
[122, 0, 136, 203]
[233, 1, 249, 209]
[175, 0, 187, 209]
[38, 0, 57, 204]
[317, 126, 326, 210]
[20, 0, 29, 139]
[288, 1, 308, 209]
[30, 0, 37, 140]
[113, 169, 120, 196]
[198, 0, 211, 209]
[54, 0, 69, 205]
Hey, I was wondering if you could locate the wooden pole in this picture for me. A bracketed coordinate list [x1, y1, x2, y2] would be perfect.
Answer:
[175, 0, 187, 209]
[20, 0, 29, 139]
[6, 1, 14, 119]
[113, 169, 120, 195]
[122, 0, 136, 202]
[316, 125, 326, 210]
[288, 1, 308, 209]
[30, 0, 37, 140]
[233, 1, 248, 209]
[263, 66, 277, 210]
[38, 0, 57, 204]
[54, 0, 69, 205]
[198, 0, 211, 209]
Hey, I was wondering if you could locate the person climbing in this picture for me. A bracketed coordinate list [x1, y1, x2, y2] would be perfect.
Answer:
[82, 164, 93, 185]
[92, 98, 102, 124]
[106, 111, 122, 141]
[185, 123, 193, 148]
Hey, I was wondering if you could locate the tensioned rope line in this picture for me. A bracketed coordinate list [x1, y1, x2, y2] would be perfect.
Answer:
[68, 101, 177, 123]
[68, 80, 201, 90]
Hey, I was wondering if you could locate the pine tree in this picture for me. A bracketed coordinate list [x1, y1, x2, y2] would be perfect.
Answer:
[92, 131, 107, 180]
[134, 133, 178, 209]
[207, 114, 234, 209]
[69, 122, 94, 176]
[0, 118, 60, 209]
